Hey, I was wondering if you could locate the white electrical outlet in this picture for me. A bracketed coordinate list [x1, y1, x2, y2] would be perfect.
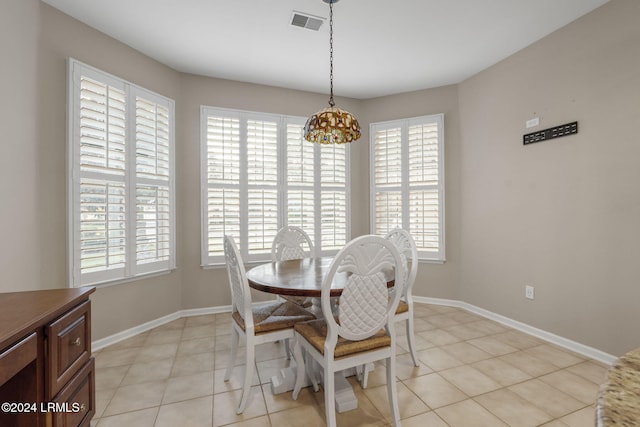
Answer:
[525, 285, 535, 300]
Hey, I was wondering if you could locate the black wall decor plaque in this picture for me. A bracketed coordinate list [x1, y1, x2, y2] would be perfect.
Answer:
[523, 121, 578, 145]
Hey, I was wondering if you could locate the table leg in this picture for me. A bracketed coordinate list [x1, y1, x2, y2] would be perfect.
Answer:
[307, 297, 335, 318]
[270, 358, 373, 413]
[271, 366, 310, 394]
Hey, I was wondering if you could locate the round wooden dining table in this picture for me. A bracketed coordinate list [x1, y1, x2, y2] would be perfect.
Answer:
[247, 256, 346, 299]
[246, 256, 395, 300]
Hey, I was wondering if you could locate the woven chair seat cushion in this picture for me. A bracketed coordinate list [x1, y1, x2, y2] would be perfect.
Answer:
[395, 300, 409, 314]
[232, 301, 315, 334]
[294, 319, 391, 359]
[281, 295, 313, 308]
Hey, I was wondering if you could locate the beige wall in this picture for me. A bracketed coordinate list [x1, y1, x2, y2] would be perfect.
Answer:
[457, 0, 640, 356]
[2, 0, 638, 355]
[0, 1, 185, 340]
[1, 0, 40, 292]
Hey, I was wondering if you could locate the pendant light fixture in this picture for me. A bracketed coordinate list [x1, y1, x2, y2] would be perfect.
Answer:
[303, 0, 361, 144]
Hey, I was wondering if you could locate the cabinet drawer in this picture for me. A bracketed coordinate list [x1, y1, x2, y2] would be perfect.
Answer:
[51, 358, 95, 427]
[0, 333, 37, 387]
[46, 300, 91, 398]
[0, 333, 41, 427]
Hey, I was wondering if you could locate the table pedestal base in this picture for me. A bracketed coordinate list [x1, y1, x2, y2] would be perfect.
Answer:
[270, 365, 371, 413]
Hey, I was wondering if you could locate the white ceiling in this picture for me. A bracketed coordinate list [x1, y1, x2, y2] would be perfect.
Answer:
[43, 0, 609, 99]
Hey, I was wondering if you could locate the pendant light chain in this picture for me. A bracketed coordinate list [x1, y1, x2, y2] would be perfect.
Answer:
[328, 0, 335, 107]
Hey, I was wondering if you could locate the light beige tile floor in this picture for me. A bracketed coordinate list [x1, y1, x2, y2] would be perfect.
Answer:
[91, 304, 608, 426]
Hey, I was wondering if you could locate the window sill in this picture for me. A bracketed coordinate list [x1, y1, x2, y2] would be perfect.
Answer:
[74, 268, 176, 289]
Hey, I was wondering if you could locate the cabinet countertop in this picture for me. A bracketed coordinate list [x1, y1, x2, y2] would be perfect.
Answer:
[0, 287, 95, 350]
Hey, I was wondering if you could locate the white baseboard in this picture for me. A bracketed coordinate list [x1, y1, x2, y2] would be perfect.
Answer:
[93, 297, 616, 365]
[92, 305, 231, 351]
[414, 296, 616, 366]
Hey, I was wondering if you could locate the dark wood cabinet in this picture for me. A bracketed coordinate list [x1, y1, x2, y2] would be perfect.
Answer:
[0, 288, 95, 427]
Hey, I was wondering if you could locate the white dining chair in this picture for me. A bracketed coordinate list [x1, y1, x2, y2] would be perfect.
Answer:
[271, 225, 315, 262]
[291, 234, 406, 427]
[271, 226, 315, 308]
[223, 235, 315, 414]
[359, 228, 420, 388]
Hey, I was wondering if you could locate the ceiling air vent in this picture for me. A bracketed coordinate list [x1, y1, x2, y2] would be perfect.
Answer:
[290, 11, 324, 31]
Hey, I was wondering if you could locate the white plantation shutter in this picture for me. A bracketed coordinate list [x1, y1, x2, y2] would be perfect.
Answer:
[374, 191, 403, 236]
[408, 121, 441, 255]
[134, 94, 173, 273]
[76, 74, 127, 283]
[374, 127, 402, 187]
[287, 190, 315, 232]
[201, 108, 350, 265]
[320, 191, 347, 250]
[205, 115, 241, 258]
[247, 189, 278, 254]
[136, 185, 170, 266]
[79, 179, 126, 276]
[319, 143, 348, 251]
[370, 114, 444, 261]
[286, 124, 314, 185]
[286, 122, 315, 238]
[320, 143, 347, 186]
[408, 122, 439, 186]
[373, 125, 403, 237]
[207, 188, 240, 256]
[206, 116, 240, 184]
[409, 190, 440, 252]
[78, 78, 126, 175]
[68, 59, 175, 287]
[247, 120, 279, 255]
[135, 98, 171, 180]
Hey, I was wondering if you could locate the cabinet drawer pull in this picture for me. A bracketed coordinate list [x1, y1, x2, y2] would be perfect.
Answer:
[71, 337, 81, 347]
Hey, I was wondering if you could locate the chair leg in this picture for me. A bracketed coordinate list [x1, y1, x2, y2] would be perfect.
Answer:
[386, 355, 401, 427]
[285, 338, 291, 360]
[308, 355, 320, 392]
[292, 335, 305, 400]
[359, 363, 373, 389]
[405, 317, 419, 367]
[237, 338, 255, 414]
[324, 369, 337, 427]
[224, 326, 239, 381]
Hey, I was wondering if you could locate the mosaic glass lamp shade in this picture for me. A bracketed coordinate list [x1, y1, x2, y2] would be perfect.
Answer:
[304, 106, 361, 144]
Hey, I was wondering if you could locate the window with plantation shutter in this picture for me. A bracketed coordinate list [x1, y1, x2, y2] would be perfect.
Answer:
[67, 59, 175, 287]
[370, 114, 444, 261]
[201, 107, 350, 266]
